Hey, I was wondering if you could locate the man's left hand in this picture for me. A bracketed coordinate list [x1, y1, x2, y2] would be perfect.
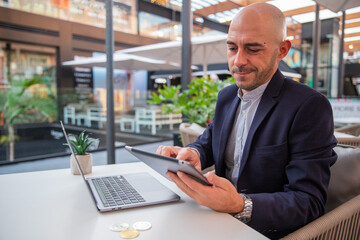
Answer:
[166, 171, 244, 213]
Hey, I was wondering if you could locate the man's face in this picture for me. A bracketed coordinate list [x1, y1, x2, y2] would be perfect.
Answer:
[227, 14, 282, 93]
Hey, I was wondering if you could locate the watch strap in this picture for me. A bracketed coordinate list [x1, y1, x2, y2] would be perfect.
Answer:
[233, 193, 253, 223]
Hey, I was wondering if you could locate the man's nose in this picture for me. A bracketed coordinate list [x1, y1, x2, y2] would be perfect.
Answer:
[234, 51, 247, 67]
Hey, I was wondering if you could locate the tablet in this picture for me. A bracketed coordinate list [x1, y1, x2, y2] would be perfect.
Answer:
[125, 146, 212, 186]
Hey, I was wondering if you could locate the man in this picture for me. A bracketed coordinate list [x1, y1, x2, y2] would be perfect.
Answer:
[157, 3, 337, 239]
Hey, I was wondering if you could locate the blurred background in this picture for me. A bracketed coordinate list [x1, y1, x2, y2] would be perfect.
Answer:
[0, 0, 359, 165]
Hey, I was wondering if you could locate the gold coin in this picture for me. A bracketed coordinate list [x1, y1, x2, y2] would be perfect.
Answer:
[119, 229, 140, 239]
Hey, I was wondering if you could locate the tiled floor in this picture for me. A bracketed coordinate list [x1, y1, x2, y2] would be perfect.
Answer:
[0, 140, 173, 175]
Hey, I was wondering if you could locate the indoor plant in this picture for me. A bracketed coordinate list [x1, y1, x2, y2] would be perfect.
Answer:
[0, 75, 57, 161]
[67, 131, 97, 175]
[148, 77, 235, 127]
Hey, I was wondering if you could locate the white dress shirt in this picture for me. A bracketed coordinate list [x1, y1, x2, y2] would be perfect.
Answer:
[224, 81, 270, 188]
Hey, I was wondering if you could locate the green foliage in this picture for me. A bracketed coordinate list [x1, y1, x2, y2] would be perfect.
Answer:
[0, 135, 19, 144]
[0, 75, 58, 161]
[148, 77, 235, 127]
[0, 75, 57, 126]
[67, 131, 97, 155]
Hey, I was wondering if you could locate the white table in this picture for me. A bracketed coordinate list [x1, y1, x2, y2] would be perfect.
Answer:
[0, 162, 267, 240]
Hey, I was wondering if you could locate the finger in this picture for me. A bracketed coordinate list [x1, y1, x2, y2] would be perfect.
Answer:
[176, 148, 193, 160]
[168, 171, 197, 199]
[165, 171, 177, 182]
[206, 172, 235, 191]
[155, 145, 163, 154]
[177, 171, 211, 195]
[177, 172, 218, 206]
[166, 171, 197, 199]
[157, 146, 178, 157]
[176, 148, 201, 171]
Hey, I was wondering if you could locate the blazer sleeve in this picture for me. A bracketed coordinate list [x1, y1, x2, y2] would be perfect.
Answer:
[248, 93, 338, 236]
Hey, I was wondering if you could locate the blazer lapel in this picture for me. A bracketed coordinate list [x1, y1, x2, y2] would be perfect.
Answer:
[216, 95, 240, 176]
[238, 69, 284, 176]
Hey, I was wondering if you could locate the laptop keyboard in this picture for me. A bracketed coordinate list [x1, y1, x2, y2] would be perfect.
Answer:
[92, 176, 146, 207]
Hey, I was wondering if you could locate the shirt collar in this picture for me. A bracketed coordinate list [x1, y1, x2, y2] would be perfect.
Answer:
[237, 80, 270, 101]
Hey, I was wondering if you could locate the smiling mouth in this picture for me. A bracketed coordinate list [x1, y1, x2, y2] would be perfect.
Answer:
[235, 72, 252, 76]
[231, 66, 255, 76]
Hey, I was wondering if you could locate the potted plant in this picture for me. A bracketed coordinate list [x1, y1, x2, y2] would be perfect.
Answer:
[148, 77, 235, 127]
[67, 131, 98, 175]
[148, 77, 235, 146]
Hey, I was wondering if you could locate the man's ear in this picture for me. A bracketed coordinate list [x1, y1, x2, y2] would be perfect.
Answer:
[278, 40, 292, 59]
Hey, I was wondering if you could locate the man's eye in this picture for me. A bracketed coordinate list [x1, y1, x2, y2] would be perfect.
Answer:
[227, 46, 236, 51]
[248, 49, 260, 53]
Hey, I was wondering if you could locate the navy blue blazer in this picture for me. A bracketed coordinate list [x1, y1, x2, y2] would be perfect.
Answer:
[188, 70, 337, 239]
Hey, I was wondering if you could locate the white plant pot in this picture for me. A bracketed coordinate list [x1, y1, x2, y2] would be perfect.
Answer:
[70, 153, 92, 175]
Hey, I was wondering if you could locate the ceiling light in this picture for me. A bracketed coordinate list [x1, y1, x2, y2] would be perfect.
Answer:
[155, 78, 167, 84]
[267, 0, 314, 12]
[195, 18, 204, 23]
[346, 6, 360, 14]
[345, 27, 360, 34]
[344, 36, 360, 42]
[345, 18, 360, 24]
[291, 9, 339, 23]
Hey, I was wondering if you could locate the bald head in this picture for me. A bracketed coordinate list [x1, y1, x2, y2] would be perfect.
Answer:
[230, 3, 287, 43]
[226, 2, 291, 92]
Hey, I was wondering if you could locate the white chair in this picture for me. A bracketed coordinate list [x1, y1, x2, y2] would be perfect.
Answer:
[169, 112, 182, 130]
[135, 107, 182, 135]
[75, 113, 87, 126]
[86, 108, 106, 128]
[63, 106, 76, 125]
[135, 108, 158, 135]
[119, 117, 135, 132]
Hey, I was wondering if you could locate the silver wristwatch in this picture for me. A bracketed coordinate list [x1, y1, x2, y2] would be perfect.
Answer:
[233, 193, 253, 223]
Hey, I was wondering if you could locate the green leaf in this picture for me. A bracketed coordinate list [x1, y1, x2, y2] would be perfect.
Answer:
[68, 131, 98, 155]
[147, 76, 235, 126]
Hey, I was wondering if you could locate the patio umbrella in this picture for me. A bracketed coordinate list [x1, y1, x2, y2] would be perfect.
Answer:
[62, 53, 184, 71]
[118, 34, 228, 76]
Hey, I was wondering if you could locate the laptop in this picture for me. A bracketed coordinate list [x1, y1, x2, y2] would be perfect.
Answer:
[60, 121, 180, 212]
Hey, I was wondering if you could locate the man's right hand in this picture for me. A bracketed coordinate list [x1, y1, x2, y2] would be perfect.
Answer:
[156, 146, 201, 172]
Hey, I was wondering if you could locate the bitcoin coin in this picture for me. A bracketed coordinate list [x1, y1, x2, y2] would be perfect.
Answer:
[109, 223, 129, 232]
[119, 229, 140, 239]
[132, 221, 152, 231]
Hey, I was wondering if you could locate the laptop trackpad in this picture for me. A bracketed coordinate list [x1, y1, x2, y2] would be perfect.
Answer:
[124, 172, 168, 192]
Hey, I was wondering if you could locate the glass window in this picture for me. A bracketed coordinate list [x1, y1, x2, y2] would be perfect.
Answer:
[1, 0, 137, 34]
[0, 41, 58, 162]
[139, 11, 180, 40]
